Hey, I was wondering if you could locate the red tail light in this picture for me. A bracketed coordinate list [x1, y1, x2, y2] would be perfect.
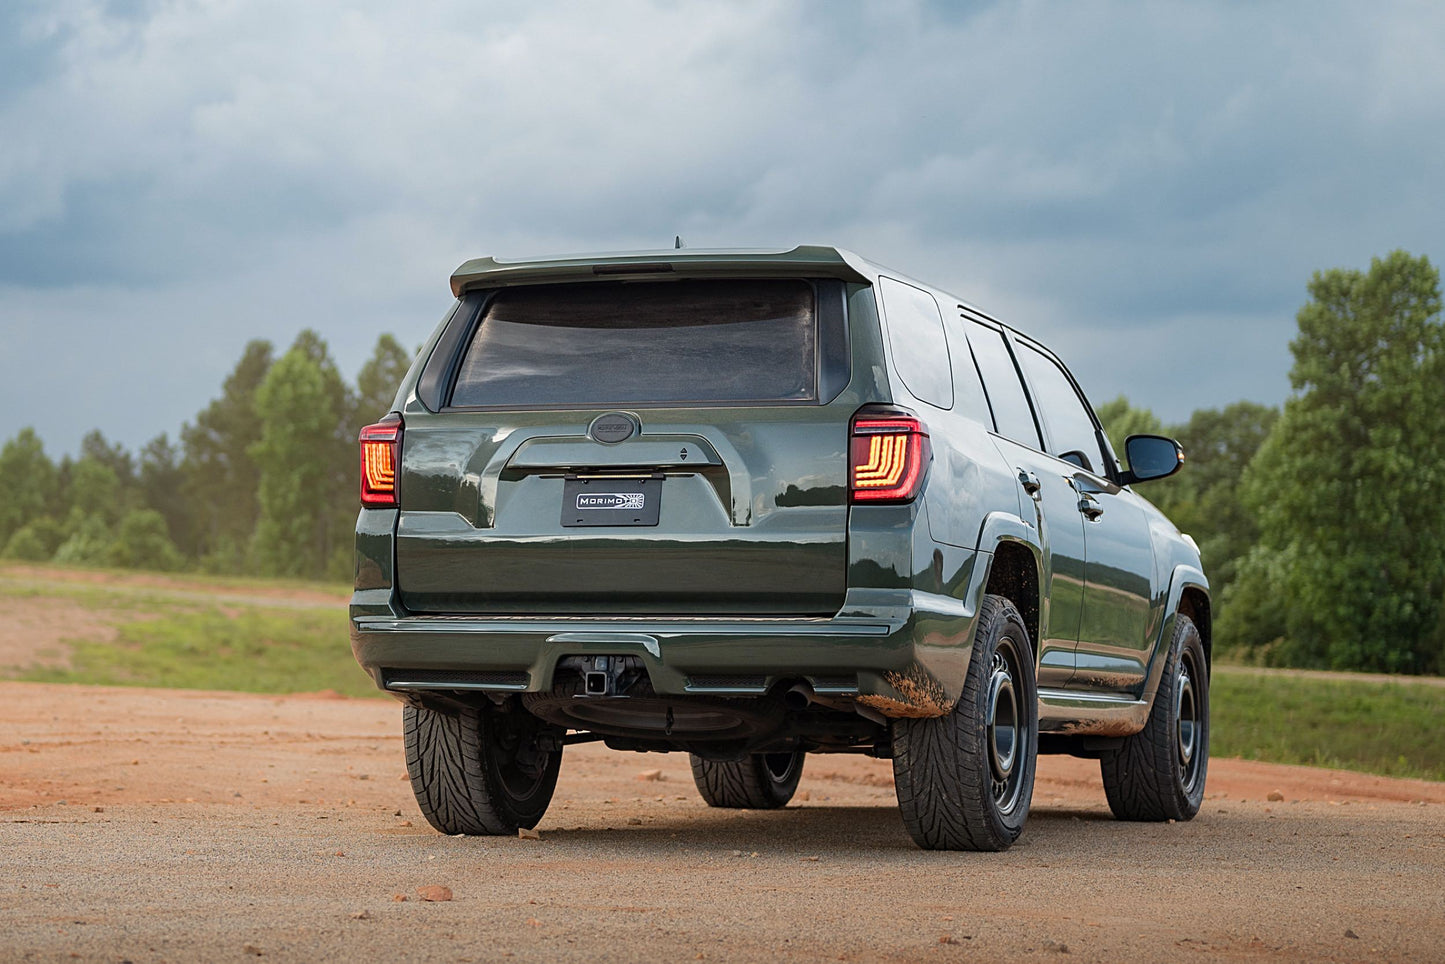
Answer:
[359, 414, 402, 507]
[850, 408, 931, 503]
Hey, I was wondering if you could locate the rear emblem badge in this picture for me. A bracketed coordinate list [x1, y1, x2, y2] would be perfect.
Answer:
[588, 413, 637, 444]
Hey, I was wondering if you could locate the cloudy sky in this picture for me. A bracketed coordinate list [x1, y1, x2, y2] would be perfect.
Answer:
[3, 0, 1443, 455]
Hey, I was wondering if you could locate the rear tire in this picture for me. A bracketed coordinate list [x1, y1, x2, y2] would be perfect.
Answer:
[891, 594, 1038, 851]
[404, 702, 562, 835]
[1099, 613, 1209, 821]
[690, 751, 805, 809]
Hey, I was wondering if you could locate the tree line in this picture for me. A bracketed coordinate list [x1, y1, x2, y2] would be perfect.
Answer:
[0, 330, 411, 582]
[1099, 251, 1445, 674]
[1, 252, 1442, 673]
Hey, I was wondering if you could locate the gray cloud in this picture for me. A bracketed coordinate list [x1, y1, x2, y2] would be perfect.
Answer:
[1, 0, 1443, 453]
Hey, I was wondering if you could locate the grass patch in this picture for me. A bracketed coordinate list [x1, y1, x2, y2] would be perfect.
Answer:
[1212, 669, 1445, 781]
[22, 606, 379, 699]
[0, 579, 210, 615]
[0, 560, 349, 601]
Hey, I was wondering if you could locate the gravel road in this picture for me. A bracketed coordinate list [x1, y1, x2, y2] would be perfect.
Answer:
[2, 682, 1442, 963]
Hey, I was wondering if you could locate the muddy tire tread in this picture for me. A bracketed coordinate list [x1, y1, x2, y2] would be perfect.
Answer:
[891, 594, 1036, 851]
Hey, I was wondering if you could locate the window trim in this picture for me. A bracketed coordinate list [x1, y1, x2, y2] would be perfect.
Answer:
[943, 311, 997, 432]
[961, 310, 1046, 450]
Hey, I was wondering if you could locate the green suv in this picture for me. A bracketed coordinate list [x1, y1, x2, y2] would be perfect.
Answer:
[351, 246, 1210, 851]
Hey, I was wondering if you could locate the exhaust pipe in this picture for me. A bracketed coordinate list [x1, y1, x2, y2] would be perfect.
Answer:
[784, 682, 815, 710]
[784, 680, 888, 725]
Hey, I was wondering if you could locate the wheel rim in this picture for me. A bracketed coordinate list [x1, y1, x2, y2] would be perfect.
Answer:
[1174, 651, 1203, 793]
[761, 752, 799, 786]
[987, 638, 1025, 814]
[491, 716, 554, 802]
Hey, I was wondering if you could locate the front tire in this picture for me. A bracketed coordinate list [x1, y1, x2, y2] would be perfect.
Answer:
[1099, 613, 1209, 821]
[404, 702, 562, 835]
[891, 594, 1038, 851]
[690, 751, 805, 809]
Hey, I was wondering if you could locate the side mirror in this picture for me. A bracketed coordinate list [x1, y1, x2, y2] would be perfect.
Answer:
[1121, 434, 1184, 485]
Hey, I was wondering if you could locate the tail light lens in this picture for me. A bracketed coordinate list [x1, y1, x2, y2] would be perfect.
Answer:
[359, 414, 402, 507]
[850, 407, 931, 503]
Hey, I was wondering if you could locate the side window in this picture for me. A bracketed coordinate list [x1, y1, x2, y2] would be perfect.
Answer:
[968, 321, 1042, 448]
[1017, 343, 1108, 474]
[878, 278, 953, 409]
[945, 317, 992, 426]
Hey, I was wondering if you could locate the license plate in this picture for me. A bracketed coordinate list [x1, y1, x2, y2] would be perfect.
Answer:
[562, 475, 662, 527]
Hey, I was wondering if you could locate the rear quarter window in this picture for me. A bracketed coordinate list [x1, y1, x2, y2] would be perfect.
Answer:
[878, 278, 953, 410]
[448, 279, 817, 407]
[946, 315, 992, 426]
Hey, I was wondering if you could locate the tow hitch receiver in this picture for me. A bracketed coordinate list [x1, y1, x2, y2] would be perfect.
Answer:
[565, 655, 646, 698]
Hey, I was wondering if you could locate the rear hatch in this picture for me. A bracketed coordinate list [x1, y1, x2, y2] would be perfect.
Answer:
[394, 274, 856, 616]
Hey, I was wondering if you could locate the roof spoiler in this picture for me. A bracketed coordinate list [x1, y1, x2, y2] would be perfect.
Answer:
[449, 245, 871, 297]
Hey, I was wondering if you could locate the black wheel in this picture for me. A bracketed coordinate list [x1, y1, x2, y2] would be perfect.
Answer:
[403, 702, 562, 835]
[891, 594, 1038, 851]
[1100, 613, 1209, 821]
[689, 750, 805, 809]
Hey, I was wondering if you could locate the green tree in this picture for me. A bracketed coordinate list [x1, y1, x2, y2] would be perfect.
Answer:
[250, 330, 355, 579]
[49, 455, 74, 522]
[1223, 251, 1445, 673]
[182, 340, 273, 567]
[139, 434, 191, 555]
[1167, 401, 1279, 589]
[52, 514, 115, 567]
[1094, 395, 1166, 472]
[65, 458, 124, 525]
[108, 508, 184, 571]
[0, 428, 57, 546]
[80, 430, 137, 493]
[354, 333, 412, 427]
[3, 517, 64, 561]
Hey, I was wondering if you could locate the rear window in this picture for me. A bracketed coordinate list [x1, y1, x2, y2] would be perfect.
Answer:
[449, 280, 817, 407]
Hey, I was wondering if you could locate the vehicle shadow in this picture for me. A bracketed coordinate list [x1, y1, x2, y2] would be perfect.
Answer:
[542, 805, 917, 852]
[530, 800, 1124, 859]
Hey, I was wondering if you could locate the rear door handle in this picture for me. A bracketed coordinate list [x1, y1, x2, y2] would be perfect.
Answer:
[1017, 468, 1042, 498]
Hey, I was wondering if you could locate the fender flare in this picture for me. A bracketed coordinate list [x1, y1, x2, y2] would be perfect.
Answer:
[973, 510, 1042, 561]
[968, 510, 1046, 658]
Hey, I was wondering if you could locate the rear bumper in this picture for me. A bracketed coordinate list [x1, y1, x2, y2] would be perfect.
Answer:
[350, 587, 981, 719]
